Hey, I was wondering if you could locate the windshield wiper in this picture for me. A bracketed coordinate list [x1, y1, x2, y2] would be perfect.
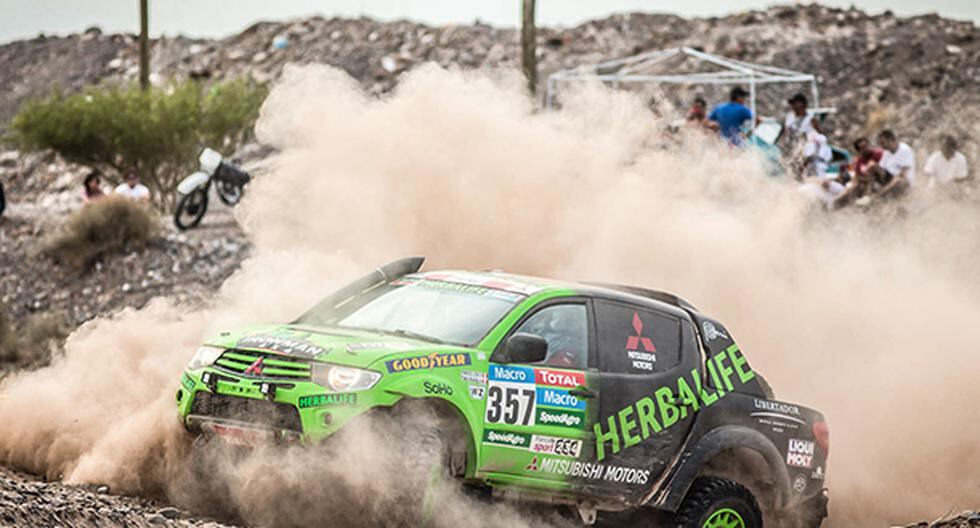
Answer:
[388, 328, 445, 344]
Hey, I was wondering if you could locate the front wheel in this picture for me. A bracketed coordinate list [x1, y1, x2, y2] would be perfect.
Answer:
[673, 477, 763, 528]
[174, 188, 209, 230]
[216, 180, 243, 206]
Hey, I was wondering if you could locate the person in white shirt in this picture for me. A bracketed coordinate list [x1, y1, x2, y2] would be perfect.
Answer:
[923, 135, 969, 187]
[114, 169, 151, 202]
[876, 129, 916, 196]
[784, 93, 815, 139]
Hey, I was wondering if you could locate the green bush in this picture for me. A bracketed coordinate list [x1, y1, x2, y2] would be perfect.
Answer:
[43, 195, 160, 270]
[7, 77, 267, 209]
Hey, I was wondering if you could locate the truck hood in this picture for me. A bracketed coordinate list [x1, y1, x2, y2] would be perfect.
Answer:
[203, 323, 471, 370]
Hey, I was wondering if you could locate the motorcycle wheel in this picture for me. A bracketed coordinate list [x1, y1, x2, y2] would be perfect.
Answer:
[216, 180, 243, 206]
[174, 188, 209, 230]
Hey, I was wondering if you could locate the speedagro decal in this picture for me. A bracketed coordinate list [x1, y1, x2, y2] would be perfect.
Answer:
[238, 334, 326, 358]
[530, 435, 583, 457]
[787, 438, 815, 468]
[594, 344, 755, 461]
[536, 408, 585, 428]
[483, 429, 531, 448]
[527, 456, 650, 485]
[297, 393, 357, 409]
[385, 352, 471, 373]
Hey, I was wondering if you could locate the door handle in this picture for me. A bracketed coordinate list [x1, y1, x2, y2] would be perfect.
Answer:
[569, 387, 596, 399]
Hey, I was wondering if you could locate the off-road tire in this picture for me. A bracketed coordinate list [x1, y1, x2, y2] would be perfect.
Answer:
[216, 180, 243, 206]
[174, 188, 208, 230]
[673, 477, 763, 528]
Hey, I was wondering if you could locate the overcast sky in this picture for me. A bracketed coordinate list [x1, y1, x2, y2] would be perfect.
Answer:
[0, 0, 976, 44]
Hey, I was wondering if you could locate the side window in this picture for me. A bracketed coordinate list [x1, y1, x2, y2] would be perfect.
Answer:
[594, 300, 681, 374]
[513, 304, 588, 369]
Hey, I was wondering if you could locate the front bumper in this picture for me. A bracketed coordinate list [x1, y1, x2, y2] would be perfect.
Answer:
[176, 367, 394, 444]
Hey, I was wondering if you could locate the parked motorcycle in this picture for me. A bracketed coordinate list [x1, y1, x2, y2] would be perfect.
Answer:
[174, 148, 251, 230]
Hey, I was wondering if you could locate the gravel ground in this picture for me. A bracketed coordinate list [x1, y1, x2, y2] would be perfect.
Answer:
[0, 465, 239, 528]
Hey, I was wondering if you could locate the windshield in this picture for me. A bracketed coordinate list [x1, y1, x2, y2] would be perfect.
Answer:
[296, 277, 524, 346]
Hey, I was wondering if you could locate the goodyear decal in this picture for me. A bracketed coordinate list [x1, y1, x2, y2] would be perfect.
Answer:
[483, 429, 531, 449]
[297, 393, 358, 408]
[536, 387, 586, 410]
[386, 352, 471, 373]
[536, 408, 585, 429]
[534, 368, 585, 388]
[488, 365, 534, 383]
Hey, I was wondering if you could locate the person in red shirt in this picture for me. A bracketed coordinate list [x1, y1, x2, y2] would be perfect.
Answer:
[832, 137, 890, 209]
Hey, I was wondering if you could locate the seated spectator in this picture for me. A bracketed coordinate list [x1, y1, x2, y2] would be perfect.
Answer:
[82, 170, 107, 203]
[114, 169, 151, 202]
[831, 137, 889, 209]
[923, 135, 969, 187]
[708, 87, 753, 146]
[877, 129, 916, 193]
[801, 129, 833, 179]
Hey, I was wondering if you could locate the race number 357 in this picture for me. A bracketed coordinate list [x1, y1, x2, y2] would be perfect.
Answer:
[486, 385, 535, 425]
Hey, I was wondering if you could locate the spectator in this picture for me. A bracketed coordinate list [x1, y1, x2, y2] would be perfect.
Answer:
[800, 129, 833, 178]
[923, 135, 969, 187]
[832, 137, 889, 209]
[82, 170, 107, 203]
[114, 169, 151, 202]
[784, 93, 816, 139]
[708, 87, 753, 145]
[687, 96, 708, 123]
[877, 129, 916, 192]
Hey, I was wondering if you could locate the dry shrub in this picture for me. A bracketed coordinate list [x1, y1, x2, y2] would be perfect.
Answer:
[43, 195, 160, 270]
[0, 304, 68, 366]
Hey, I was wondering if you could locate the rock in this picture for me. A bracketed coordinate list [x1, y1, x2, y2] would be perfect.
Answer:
[95, 485, 109, 494]
[145, 513, 167, 525]
[157, 506, 180, 519]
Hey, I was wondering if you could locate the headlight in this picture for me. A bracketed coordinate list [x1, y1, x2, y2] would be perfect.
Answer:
[312, 364, 381, 392]
[187, 346, 224, 370]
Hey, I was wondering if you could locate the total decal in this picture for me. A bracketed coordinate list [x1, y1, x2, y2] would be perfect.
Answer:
[485, 365, 589, 428]
[625, 312, 657, 371]
[594, 344, 755, 461]
[237, 333, 326, 358]
[786, 438, 815, 468]
[385, 352, 471, 373]
[525, 456, 651, 485]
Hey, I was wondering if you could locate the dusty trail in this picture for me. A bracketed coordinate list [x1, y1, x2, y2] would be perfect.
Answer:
[0, 64, 979, 527]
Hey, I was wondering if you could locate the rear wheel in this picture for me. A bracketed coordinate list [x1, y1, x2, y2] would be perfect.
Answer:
[673, 477, 763, 528]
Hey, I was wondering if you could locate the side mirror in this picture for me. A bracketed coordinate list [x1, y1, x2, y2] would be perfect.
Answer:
[503, 333, 548, 364]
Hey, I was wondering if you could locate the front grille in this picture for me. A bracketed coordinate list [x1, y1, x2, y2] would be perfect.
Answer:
[213, 349, 312, 380]
[190, 392, 302, 432]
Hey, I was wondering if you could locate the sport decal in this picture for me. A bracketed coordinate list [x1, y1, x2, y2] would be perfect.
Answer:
[482, 430, 582, 458]
[385, 352, 471, 373]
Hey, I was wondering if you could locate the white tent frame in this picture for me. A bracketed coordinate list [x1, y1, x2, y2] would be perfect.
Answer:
[545, 47, 820, 119]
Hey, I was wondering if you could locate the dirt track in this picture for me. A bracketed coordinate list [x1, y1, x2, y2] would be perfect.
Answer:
[0, 465, 239, 528]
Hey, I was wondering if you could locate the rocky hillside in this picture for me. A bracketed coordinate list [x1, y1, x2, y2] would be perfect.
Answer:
[0, 3, 977, 345]
[1, 4, 977, 148]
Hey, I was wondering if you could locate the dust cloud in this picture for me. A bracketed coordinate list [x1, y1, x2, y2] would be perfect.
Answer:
[1, 62, 979, 526]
